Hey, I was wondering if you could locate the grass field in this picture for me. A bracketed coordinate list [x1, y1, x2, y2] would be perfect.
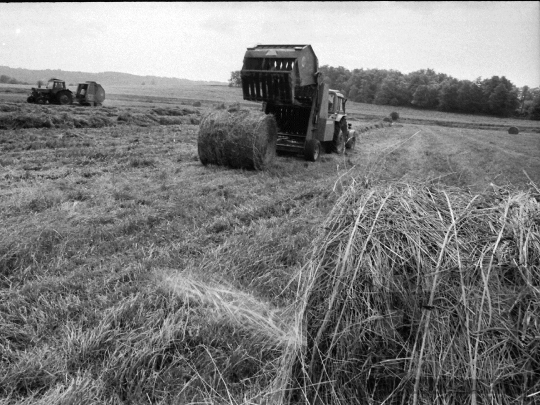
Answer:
[0, 82, 539, 404]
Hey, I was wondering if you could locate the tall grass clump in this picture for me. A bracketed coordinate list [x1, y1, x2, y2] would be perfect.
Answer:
[197, 110, 277, 170]
[270, 181, 540, 405]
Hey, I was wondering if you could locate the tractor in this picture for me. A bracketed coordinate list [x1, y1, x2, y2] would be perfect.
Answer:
[240, 44, 356, 161]
[27, 78, 73, 105]
[27, 79, 106, 106]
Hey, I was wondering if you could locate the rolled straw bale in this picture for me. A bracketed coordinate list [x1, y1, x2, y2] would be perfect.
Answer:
[270, 182, 540, 405]
[508, 126, 519, 135]
[197, 110, 277, 170]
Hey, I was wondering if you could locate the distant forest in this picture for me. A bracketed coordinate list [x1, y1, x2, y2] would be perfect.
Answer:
[319, 65, 540, 119]
[230, 67, 540, 120]
[0, 74, 29, 85]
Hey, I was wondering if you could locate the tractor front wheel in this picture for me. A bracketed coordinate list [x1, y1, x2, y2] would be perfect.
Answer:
[304, 139, 321, 162]
[345, 130, 356, 150]
[36, 97, 45, 104]
[57, 91, 73, 105]
[333, 131, 345, 155]
[333, 119, 347, 154]
[27, 96, 35, 103]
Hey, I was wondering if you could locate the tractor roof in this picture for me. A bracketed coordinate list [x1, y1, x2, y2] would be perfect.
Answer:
[329, 89, 345, 98]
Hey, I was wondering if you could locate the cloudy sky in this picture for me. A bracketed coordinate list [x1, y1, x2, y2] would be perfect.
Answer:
[1, 2, 538, 87]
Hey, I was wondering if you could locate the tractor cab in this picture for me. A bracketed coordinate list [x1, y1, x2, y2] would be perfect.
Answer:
[46, 79, 66, 91]
[327, 90, 346, 115]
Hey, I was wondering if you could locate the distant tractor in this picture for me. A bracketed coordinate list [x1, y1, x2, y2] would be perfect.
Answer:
[27, 78, 106, 106]
[27, 78, 73, 105]
[75, 81, 105, 106]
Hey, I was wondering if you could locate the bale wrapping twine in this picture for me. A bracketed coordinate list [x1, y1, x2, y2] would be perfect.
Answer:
[197, 109, 277, 170]
[269, 182, 540, 405]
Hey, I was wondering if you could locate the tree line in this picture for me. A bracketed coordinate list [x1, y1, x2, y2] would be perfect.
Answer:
[0, 74, 29, 85]
[229, 67, 540, 120]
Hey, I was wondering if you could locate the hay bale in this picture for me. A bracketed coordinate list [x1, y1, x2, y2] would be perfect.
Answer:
[508, 126, 519, 134]
[271, 183, 540, 405]
[193, 101, 202, 107]
[197, 110, 277, 170]
[390, 111, 400, 121]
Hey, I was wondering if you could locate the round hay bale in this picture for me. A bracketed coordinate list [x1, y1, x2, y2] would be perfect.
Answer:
[197, 110, 277, 170]
[271, 183, 540, 405]
[390, 111, 400, 121]
[383, 117, 392, 123]
[508, 126, 519, 134]
[192, 101, 202, 107]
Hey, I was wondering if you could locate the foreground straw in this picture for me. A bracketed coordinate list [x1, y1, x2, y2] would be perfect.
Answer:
[269, 181, 540, 405]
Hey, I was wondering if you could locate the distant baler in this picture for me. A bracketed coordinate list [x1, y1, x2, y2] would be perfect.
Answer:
[75, 81, 105, 106]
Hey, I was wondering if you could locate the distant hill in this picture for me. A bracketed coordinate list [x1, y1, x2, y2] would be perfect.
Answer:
[0, 66, 227, 87]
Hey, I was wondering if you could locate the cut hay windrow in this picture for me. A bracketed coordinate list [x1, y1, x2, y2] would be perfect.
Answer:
[197, 109, 277, 170]
[270, 182, 540, 405]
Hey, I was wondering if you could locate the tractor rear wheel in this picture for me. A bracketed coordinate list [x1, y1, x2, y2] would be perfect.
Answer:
[304, 139, 321, 162]
[57, 91, 73, 105]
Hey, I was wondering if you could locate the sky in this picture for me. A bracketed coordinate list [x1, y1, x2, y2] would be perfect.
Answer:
[0, 2, 539, 87]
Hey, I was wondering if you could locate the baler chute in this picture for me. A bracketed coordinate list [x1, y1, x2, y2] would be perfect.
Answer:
[241, 44, 319, 105]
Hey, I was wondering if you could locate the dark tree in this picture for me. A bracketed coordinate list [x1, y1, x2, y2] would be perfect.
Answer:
[374, 72, 409, 106]
[228, 71, 242, 87]
[412, 84, 439, 109]
[529, 95, 540, 120]
[438, 79, 460, 112]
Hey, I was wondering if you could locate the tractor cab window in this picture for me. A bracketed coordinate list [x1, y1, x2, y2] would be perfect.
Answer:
[46, 81, 54, 89]
[54, 82, 64, 89]
[328, 93, 335, 113]
[336, 97, 343, 113]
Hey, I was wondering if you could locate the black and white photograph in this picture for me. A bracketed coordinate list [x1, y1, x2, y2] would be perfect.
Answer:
[0, 2, 539, 404]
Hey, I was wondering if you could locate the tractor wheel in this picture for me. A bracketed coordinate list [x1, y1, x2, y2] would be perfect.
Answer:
[36, 97, 45, 104]
[332, 119, 347, 154]
[345, 136, 356, 150]
[333, 131, 345, 155]
[346, 130, 356, 150]
[27, 96, 35, 103]
[304, 139, 321, 162]
[57, 91, 73, 105]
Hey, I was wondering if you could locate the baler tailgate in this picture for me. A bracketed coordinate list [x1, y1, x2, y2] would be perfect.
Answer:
[241, 71, 293, 103]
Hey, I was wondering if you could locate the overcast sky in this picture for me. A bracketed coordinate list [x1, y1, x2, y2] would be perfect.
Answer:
[1, 2, 539, 87]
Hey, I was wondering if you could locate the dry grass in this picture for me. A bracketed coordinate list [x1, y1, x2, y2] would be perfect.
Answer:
[1, 84, 540, 405]
[270, 180, 540, 405]
[0, 101, 201, 131]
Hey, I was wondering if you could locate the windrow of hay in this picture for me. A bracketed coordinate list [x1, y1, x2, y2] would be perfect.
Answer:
[197, 109, 277, 170]
[271, 182, 540, 405]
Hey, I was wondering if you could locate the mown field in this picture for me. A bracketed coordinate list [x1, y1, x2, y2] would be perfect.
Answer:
[0, 83, 539, 404]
